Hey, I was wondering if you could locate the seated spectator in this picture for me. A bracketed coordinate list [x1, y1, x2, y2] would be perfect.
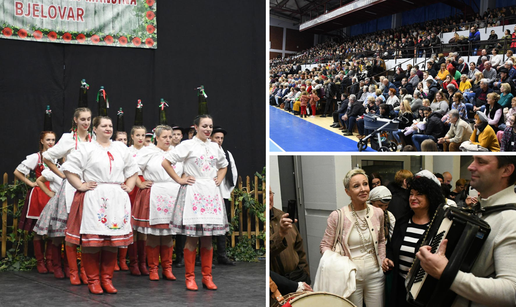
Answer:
[446, 84, 461, 102]
[485, 92, 504, 132]
[393, 66, 406, 88]
[498, 83, 514, 108]
[426, 79, 440, 102]
[496, 97, 516, 141]
[382, 78, 397, 97]
[407, 69, 419, 90]
[436, 63, 450, 82]
[393, 99, 415, 147]
[450, 92, 468, 120]
[342, 94, 365, 136]
[466, 62, 480, 84]
[490, 48, 503, 69]
[443, 74, 458, 91]
[482, 61, 497, 84]
[459, 74, 472, 93]
[494, 67, 516, 96]
[438, 109, 473, 151]
[411, 90, 423, 118]
[412, 106, 445, 151]
[462, 111, 500, 152]
[270, 187, 311, 288]
[386, 88, 400, 108]
[500, 114, 516, 151]
[467, 79, 492, 115]
[457, 58, 469, 75]
[421, 139, 438, 151]
[430, 91, 449, 115]
[356, 97, 378, 138]
[399, 78, 414, 95]
[504, 61, 516, 81]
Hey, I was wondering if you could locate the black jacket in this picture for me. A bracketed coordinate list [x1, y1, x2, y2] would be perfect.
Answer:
[426, 82, 440, 102]
[425, 112, 445, 139]
[386, 182, 410, 220]
[386, 211, 425, 307]
[346, 101, 365, 118]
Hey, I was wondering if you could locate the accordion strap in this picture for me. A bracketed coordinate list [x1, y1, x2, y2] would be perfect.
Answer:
[481, 204, 516, 215]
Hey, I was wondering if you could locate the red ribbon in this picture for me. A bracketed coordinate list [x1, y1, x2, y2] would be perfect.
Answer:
[107, 151, 114, 174]
[101, 89, 106, 100]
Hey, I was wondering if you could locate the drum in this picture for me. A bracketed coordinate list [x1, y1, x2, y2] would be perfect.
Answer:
[272, 291, 356, 307]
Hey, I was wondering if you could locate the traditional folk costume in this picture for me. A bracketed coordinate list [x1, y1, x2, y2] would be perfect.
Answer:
[63, 140, 138, 294]
[17, 152, 55, 273]
[132, 146, 183, 280]
[34, 132, 92, 283]
[126, 144, 149, 275]
[164, 137, 228, 290]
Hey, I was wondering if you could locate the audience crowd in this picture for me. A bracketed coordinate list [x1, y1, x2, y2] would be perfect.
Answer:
[270, 6, 516, 152]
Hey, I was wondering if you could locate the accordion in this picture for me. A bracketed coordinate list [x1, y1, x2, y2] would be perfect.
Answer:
[405, 205, 491, 307]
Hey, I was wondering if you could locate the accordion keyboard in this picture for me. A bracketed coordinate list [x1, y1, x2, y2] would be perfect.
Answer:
[409, 217, 453, 300]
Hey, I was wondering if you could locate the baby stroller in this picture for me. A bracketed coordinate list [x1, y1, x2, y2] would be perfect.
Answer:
[357, 114, 399, 152]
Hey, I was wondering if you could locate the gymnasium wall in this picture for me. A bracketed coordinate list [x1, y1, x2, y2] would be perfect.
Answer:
[0, 1, 265, 181]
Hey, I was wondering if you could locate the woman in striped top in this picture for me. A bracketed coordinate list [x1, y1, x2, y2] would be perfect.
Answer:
[382, 173, 444, 307]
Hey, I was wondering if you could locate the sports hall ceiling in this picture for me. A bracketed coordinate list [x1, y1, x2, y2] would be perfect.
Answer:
[270, 0, 456, 33]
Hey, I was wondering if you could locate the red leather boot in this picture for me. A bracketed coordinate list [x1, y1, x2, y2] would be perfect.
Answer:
[137, 240, 149, 275]
[45, 241, 53, 273]
[51, 244, 64, 279]
[65, 245, 81, 285]
[100, 250, 118, 294]
[184, 249, 198, 291]
[127, 243, 141, 276]
[118, 247, 129, 271]
[33, 240, 48, 274]
[160, 245, 176, 280]
[146, 245, 160, 281]
[82, 252, 103, 294]
[201, 247, 217, 290]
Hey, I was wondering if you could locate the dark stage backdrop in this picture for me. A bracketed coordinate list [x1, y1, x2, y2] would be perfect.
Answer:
[0, 1, 265, 181]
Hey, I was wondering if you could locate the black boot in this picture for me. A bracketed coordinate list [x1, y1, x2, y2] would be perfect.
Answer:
[216, 235, 235, 266]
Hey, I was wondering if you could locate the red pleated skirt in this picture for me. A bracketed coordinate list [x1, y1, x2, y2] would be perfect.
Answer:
[65, 191, 133, 247]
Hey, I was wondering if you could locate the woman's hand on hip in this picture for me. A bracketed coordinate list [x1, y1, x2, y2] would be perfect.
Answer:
[78, 181, 97, 192]
[180, 175, 196, 185]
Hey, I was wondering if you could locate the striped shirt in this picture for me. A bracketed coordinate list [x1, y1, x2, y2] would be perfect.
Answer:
[398, 219, 429, 279]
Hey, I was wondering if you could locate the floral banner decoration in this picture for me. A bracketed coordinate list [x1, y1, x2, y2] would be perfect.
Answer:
[0, 0, 157, 49]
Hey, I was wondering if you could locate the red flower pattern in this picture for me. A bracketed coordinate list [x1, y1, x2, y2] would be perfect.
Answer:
[76, 34, 86, 43]
[91, 34, 100, 44]
[104, 35, 114, 45]
[33, 30, 43, 40]
[132, 37, 141, 46]
[146, 24, 155, 34]
[146, 0, 155, 6]
[118, 36, 128, 45]
[48, 31, 57, 41]
[2, 27, 12, 37]
[146, 11, 155, 20]
[62, 32, 72, 42]
[145, 38, 154, 47]
[17, 29, 27, 39]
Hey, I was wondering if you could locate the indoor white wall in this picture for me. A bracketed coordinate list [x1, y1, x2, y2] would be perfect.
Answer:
[270, 155, 282, 210]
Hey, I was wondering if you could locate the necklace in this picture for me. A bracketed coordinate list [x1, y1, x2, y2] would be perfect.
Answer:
[350, 204, 373, 253]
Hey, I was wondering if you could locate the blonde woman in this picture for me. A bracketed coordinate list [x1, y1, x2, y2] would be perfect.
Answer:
[320, 169, 386, 307]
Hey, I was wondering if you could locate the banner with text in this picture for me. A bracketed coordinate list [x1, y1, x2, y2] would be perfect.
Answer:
[0, 0, 157, 48]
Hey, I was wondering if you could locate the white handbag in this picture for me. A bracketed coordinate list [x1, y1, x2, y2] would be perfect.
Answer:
[313, 209, 357, 298]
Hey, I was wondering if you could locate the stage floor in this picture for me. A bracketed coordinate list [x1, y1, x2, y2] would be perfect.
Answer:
[269, 105, 375, 152]
[0, 261, 265, 307]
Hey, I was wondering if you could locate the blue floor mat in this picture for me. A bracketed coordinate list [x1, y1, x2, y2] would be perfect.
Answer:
[269, 106, 375, 152]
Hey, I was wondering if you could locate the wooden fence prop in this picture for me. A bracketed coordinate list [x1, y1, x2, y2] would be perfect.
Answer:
[1, 172, 265, 259]
[230, 175, 266, 250]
